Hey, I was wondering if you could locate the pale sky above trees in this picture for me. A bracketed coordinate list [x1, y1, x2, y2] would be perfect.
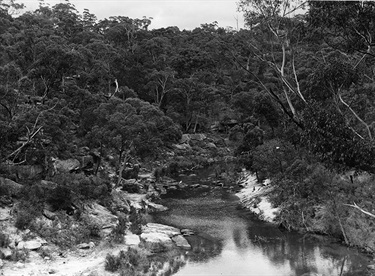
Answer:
[22, 0, 245, 30]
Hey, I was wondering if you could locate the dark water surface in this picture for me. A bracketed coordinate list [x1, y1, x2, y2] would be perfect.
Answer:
[151, 181, 372, 276]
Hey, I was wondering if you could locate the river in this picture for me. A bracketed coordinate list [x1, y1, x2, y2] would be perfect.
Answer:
[150, 172, 373, 276]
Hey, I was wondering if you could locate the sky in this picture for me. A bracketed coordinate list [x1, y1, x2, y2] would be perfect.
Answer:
[21, 0, 245, 30]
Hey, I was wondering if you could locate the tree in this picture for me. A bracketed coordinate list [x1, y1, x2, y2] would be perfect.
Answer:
[88, 98, 180, 184]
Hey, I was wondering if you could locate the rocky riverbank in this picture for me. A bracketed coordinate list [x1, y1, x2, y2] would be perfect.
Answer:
[236, 171, 279, 223]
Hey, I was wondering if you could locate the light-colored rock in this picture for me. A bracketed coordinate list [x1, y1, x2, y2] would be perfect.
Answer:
[180, 134, 190, 144]
[17, 240, 42, 250]
[0, 208, 11, 221]
[144, 200, 168, 213]
[43, 209, 57, 220]
[171, 235, 191, 249]
[189, 133, 206, 141]
[51, 158, 80, 174]
[124, 234, 141, 246]
[174, 143, 191, 150]
[207, 142, 217, 149]
[140, 232, 174, 252]
[15, 262, 25, 268]
[0, 259, 3, 268]
[142, 223, 180, 237]
[83, 202, 118, 230]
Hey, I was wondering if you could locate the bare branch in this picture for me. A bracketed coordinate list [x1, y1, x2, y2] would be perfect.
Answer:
[344, 202, 375, 219]
[292, 51, 307, 103]
[338, 92, 373, 140]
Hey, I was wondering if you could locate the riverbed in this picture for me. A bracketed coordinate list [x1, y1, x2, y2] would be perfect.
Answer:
[151, 180, 372, 276]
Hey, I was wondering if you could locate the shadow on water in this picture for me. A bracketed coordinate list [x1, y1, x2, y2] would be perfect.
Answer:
[151, 170, 372, 276]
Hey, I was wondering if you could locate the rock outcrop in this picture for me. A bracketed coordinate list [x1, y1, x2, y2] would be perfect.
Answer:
[140, 223, 191, 252]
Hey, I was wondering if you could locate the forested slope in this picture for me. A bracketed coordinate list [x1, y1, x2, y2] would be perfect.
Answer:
[1, 0, 375, 252]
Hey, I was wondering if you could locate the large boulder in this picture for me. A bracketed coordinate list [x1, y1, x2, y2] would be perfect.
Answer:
[17, 239, 46, 250]
[172, 235, 191, 250]
[83, 203, 118, 230]
[141, 223, 191, 251]
[140, 232, 174, 253]
[51, 158, 80, 174]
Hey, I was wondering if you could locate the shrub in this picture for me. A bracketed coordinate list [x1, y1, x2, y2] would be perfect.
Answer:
[109, 215, 128, 244]
[105, 248, 150, 275]
[46, 185, 72, 211]
[0, 231, 10, 248]
[105, 253, 120, 272]
[10, 248, 29, 262]
[14, 201, 42, 230]
[129, 206, 145, 235]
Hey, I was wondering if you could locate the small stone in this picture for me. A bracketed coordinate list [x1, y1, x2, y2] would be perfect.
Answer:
[77, 243, 91, 249]
[15, 262, 25, 268]
[368, 264, 375, 270]
[48, 268, 57, 274]
[89, 241, 95, 248]
[0, 259, 3, 268]
[43, 209, 57, 220]
[0, 247, 12, 259]
[181, 229, 194, 236]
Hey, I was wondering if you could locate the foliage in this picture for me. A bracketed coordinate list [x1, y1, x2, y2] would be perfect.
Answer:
[0, 231, 10, 248]
[109, 214, 128, 244]
[14, 200, 43, 230]
[105, 248, 150, 275]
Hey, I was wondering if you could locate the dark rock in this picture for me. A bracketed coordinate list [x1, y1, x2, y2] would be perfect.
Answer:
[181, 229, 194, 236]
[0, 164, 43, 180]
[0, 177, 23, 197]
[43, 209, 57, 220]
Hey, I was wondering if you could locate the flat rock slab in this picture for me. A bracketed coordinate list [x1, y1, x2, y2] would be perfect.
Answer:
[124, 234, 141, 246]
[171, 235, 191, 250]
[144, 200, 168, 213]
[142, 223, 180, 237]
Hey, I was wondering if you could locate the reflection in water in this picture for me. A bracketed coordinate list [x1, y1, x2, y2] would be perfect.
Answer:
[152, 189, 371, 276]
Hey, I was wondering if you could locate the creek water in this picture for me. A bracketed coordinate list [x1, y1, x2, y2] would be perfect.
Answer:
[150, 172, 373, 276]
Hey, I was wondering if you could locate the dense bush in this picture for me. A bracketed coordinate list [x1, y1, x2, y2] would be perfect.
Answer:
[0, 231, 10, 248]
[109, 214, 128, 244]
[14, 200, 43, 230]
[105, 248, 150, 275]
